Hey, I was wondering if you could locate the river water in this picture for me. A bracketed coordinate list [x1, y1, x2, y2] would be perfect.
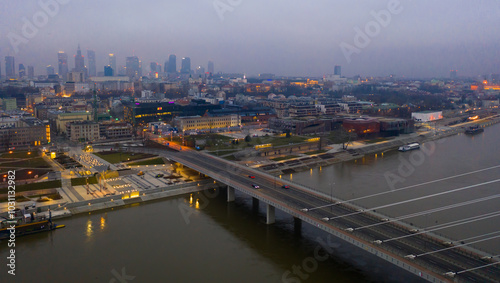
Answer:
[1, 124, 499, 283]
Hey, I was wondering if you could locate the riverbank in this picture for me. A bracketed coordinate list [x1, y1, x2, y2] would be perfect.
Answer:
[254, 115, 500, 175]
[0, 180, 220, 220]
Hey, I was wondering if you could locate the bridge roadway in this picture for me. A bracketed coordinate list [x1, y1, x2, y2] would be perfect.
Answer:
[125, 146, 499, 283]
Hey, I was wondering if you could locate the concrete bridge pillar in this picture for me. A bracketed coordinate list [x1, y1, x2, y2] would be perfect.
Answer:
[252, 197, 259, 211]
[227, 186, 235, 202]
[294, 217, 302, 234]
[266, 204, 275, 224]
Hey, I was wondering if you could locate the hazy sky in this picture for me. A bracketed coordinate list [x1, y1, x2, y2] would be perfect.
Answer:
[1, 0, 499, 78]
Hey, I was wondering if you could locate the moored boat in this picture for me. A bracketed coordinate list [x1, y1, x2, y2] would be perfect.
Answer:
[398, 142, 420, 152]
[465, 125, 484, 135]
[0, 214, 65, 240]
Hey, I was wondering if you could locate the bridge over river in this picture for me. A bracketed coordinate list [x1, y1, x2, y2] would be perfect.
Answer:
[123, 145, 499, 283]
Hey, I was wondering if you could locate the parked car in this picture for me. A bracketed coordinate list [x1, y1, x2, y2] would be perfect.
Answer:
[155, 174, 164, 178]
[248, 175, 255, 179]
[281, 185, 290, 189]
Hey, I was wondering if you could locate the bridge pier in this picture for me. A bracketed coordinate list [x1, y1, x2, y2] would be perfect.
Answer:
[266, 204, 275, 224]
[294, 217, 302, 234]
[227, 186, 235, 202]
[252, 197, 259, 211]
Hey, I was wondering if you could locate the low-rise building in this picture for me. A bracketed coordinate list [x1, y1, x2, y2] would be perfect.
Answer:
[56, 112, 92, 134]
[268, 117, 336, 135]
[412, 111, 443, 122]
[100, 122, 133, 139]
[66, 121, 100, 142]
[173, 114, 240, 132]
[0, 117, 50, 150]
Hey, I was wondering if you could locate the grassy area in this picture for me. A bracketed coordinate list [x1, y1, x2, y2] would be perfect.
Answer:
[0, 180, 61, 194]
[0, 157, 51, 168]
[271, 155, 299, 161]
[223, 155, 237, 161]
[304, 150, 327, 155]
[0, 195, 31, 203]
[94, 151, 156, 164]
[268, 136, 308, 146]
[127, 158, 165, 166]
[0, 151, 40, 158]
[71, 176, 98, 186]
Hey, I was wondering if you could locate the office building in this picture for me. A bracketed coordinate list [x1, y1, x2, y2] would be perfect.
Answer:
[58, 51, 69, 80]
[18, 64, 26, 78]
[173, 114, 241, 132]
[126, 56, 141, 79]
[334, 65, 341, 76]
[195, 66, 205, 76]
[0, 117, 50, 150]
[104, 66, 114, 76]
[47, 65, 55, 76]
[87, 49, 96, 77]
[167, 54, 176, 73]
[67, 121, 100, 142]
[208, 61, 214, 74]
[181, 57, 191, 74]
[109, 53, 117, 75]
[450, 70, 457, 80]
[27, 66, 34, 79]
[5, 56, 15, 78]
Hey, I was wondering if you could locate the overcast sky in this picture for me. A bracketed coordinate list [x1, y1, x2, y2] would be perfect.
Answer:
[1, 0, 499, 78]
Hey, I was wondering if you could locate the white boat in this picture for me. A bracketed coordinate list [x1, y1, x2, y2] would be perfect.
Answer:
[398, 143, 420, 152]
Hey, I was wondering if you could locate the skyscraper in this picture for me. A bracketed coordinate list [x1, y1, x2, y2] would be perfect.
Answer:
[27, 66, 34, 79]
[74, 45, 85, 72]
[126, 56, 141, 79]
[196, 66, 205, 76]
[167, 54, 177, 73]
[5, 56, 15, 78]
[58, 51, 68, 80]
[181, 57, 191, 74]
[334, 65, 341, 76]
[47, 65, 55, 76]
[109, 54, 117, 75]
[150, 62, 159, 73]
[18, 64, 26, 78]
[104, 66, 113, 76]
[87, 50, 96, 77]
[450, 70, 457, 80]
[208, 61, 214, 74]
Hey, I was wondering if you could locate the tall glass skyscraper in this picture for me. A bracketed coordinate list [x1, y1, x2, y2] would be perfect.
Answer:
[181, 57, 191, 74]
[5, 56, 15, 78]
[167, 54, 177, 73]
[58, 51, 68, 79]
[87, 50, 96, 77]
[109, 54, 117, 75]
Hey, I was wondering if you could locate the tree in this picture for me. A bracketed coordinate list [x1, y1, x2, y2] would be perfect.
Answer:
[244, 135, 252, 142]
[285, 129, 291, 138]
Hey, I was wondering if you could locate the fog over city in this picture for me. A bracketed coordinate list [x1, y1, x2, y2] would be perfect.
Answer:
[1, 0, 499, 77]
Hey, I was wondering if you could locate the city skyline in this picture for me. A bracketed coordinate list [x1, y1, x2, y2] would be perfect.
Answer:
[0, 1, 499, 78]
